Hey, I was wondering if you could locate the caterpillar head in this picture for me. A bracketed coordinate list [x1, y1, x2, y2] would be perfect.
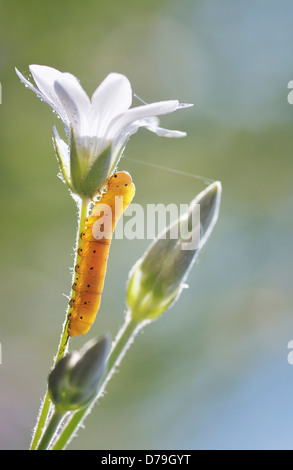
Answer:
[108, 171, 133, 189]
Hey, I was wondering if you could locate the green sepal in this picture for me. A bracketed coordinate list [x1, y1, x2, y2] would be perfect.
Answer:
[52, 126, 73, 190]
[69, 131, 83, 196]
[78, 144, 112, 199]
[127, 268, 177, 323]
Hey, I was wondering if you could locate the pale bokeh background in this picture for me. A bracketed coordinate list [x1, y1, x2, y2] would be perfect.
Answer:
[0, 0, 293, 450]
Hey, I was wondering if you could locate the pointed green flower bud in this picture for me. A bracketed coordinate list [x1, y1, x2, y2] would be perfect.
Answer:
[127, 181, 222, 322]
[48, 334, 110, 412]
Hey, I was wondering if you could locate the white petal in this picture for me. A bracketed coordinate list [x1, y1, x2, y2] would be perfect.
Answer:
[177, 103, 194, 109]
[119, 116, 159, 140]
[119, 115, 187, 138]
[106, 100, 184, 140]
[54, 75, 91, 138]
[15, 67, 66, 124]
[90, 73, 132, 137]
[29, 65, 70, 123]
[15, 67, 45, 100]
[145, 125, 187, 138]
[109, 117, 159, 172]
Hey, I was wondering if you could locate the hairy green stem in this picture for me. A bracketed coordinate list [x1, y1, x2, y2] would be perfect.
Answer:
[36, 410, 66, 450]
[52, 314, 146, 450]
[30, 197, 89, 450]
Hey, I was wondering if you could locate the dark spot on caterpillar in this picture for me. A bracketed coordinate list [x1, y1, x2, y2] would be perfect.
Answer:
[93, 250, 96, 253]
[114, 174, 117, 178]
[90, 267, 94, 270]
[125, 184, 128, 186]
[80, 316, 83, 319]
[87, 284, 90, 287]
[84, 302, 87, 305]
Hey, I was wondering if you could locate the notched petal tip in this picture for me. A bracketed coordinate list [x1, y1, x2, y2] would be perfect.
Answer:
[152, 127, 187, 138]
[178, 102, 194, 109]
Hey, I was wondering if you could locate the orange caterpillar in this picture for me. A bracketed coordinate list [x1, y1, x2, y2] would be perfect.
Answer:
[68, 171, 135, 337]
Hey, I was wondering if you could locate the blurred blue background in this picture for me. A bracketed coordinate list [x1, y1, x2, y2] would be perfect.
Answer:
[0, 0, 293, 450]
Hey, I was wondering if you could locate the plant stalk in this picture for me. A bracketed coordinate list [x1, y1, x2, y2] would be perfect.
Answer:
[36, 410, 66, 450]
[30, 197, 89, 450]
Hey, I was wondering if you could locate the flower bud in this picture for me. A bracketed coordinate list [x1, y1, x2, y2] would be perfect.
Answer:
[48, 334, 110, 412]
[126, 181, 222, 322]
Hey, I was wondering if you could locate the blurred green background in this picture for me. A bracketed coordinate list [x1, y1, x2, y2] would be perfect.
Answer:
[1, 0, 293, 450]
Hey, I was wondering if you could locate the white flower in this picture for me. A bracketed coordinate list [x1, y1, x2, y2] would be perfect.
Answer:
[15, 65, 192, 197]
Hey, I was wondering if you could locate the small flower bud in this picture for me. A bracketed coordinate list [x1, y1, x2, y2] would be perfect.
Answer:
[48, 334, 110, 412]
[126, 181, 222, 322]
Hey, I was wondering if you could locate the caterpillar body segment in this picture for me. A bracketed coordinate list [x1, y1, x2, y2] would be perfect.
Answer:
[68, 171, 135, 337]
